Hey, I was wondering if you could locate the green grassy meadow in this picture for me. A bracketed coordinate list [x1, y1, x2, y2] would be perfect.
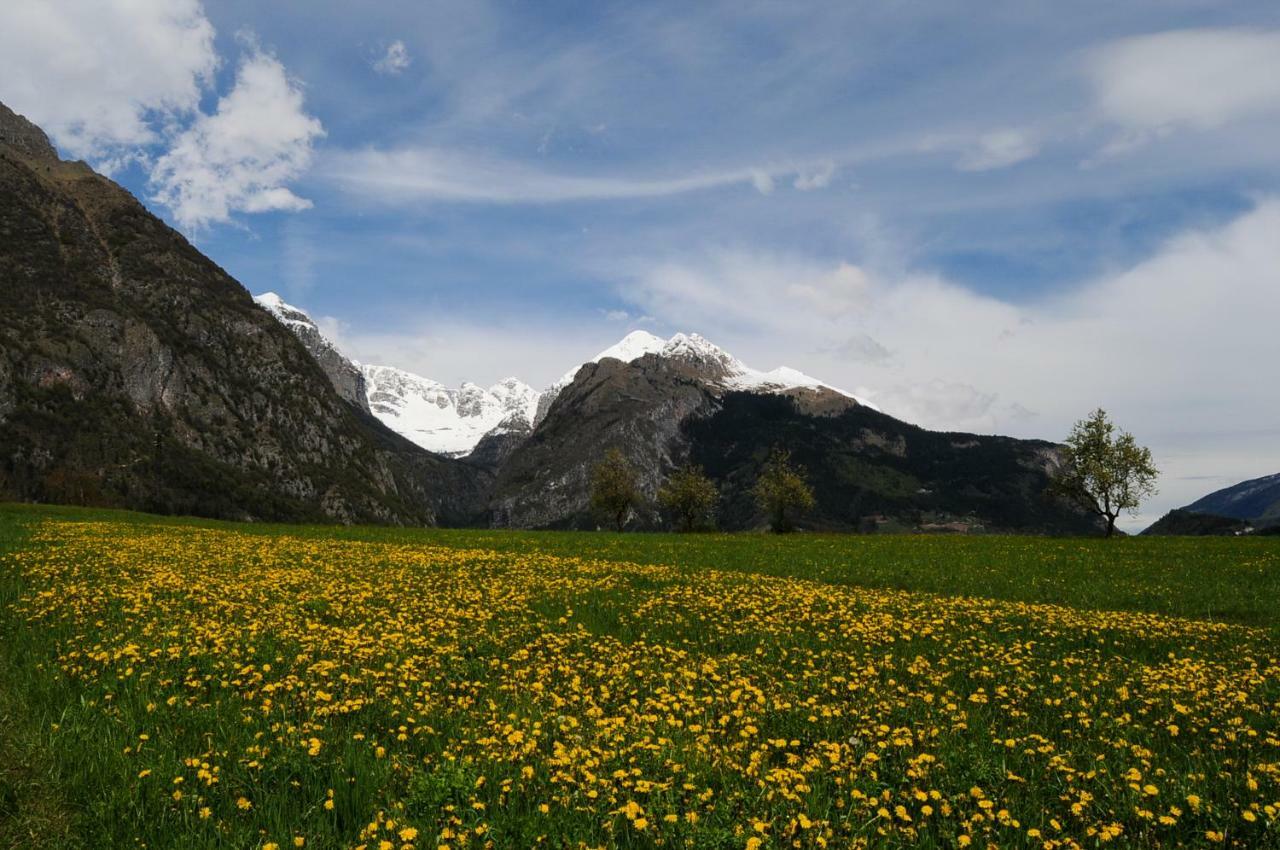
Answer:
[1, 503, 1278, 849]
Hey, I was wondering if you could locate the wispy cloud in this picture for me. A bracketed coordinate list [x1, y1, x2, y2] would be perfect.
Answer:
[955, 130, 1040, 172]
[371, 40, 412, 75]
[323, 147, 850, 204]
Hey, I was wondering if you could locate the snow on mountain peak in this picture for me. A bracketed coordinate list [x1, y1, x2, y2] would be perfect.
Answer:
[535, 330, 876, 422]
[595, 330, 668, 364]
[254, 291, 308, 326]
[362, 364, 539, 457]
[254, 292, 877, 454]
[254, 291, 286, 309]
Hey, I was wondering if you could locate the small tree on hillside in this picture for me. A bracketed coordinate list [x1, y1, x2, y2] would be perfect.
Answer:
[590, 448, 639, 531]
[753, 448, 816, 533]
[1049, 408, 1158, 537]
[658, 465, 718, 532]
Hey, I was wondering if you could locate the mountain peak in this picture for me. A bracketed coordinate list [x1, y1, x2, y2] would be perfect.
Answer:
[661, 332, 738, 367]
[0, 101, 58, 161]
[595, 330, 668, 364]
[254, 291, 288, 310]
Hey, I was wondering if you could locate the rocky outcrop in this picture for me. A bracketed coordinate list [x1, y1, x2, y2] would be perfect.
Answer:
[489, 355, 719, 528]
[253, 293, 370, 412]
[0, 103, 58, 161]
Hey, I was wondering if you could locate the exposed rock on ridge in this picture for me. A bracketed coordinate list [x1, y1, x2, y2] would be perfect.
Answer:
[253, 292, 370, 412]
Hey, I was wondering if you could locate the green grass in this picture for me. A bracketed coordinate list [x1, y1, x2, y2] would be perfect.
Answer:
[4, 502, 1277, 629]
[1, 503, 1278, 849]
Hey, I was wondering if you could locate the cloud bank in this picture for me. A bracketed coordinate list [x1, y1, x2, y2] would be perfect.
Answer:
[1088, 27, 1280, 157]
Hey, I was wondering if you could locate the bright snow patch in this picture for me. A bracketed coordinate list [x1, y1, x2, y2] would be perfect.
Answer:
[362, 364, 540, 457]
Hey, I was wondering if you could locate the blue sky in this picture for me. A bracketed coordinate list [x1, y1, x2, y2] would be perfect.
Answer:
[3, 0, 1280, 528]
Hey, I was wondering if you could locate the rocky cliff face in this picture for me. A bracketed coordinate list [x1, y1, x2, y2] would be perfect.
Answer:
[253, 293, 370, 411]
[0, 103, 57, 160]
[490, 355, 720, 527]
[0, 102, 487, 524]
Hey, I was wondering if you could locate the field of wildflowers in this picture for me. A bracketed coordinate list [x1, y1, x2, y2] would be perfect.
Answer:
[0, 506, 1277, 848]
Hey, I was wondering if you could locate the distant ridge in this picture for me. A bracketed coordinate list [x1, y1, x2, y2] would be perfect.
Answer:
[1143, 472, 1280, 535]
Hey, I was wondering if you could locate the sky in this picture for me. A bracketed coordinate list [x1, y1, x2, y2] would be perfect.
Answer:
[2, 0, 1279, 530]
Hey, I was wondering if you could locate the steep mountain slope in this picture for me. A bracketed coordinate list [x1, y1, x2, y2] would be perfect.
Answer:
[1185, 472, 1280, 526]
[688, 394, 1097, 534]
[491, 333, 875, 528]
[490, 354, 719, 527]
[253, 292, 369, 411]
[1141, 509, 1254, 536]
[0, 102, 487, 524]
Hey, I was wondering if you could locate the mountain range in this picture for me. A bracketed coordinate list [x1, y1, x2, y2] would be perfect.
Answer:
[0, 101, 1099, 533]
[254, 291, 867, 459]
[1143, 472, 1280, 535]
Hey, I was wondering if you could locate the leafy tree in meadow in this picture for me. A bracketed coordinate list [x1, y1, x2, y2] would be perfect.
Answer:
[590, 448, 640, 531]
[753, 447, 815, 533]
[658, 465, 719, 532]
[1049, 408, 1158, 537]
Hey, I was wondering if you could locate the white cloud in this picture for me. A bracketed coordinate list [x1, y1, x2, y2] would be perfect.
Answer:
[1089, 28, 1280, 137]
[0, 0, 217, 160]
[149, 46, 325, 230]
[619, 252, 876, 336]
[324, 147, 851, 205]
[372, 40, 412, 75]
[956, 130, 1039, 172]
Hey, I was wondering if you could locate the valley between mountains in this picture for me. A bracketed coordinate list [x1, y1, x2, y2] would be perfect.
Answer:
[0, 100, 1093, 533]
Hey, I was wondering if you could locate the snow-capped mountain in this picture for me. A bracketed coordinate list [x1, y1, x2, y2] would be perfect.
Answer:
[534, 330, 875, 424]
[253, 293, 872, 457]
[362, 365, 539, 457]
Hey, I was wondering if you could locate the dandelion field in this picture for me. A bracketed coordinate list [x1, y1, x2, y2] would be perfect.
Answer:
[1, 506, 1278, 849]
